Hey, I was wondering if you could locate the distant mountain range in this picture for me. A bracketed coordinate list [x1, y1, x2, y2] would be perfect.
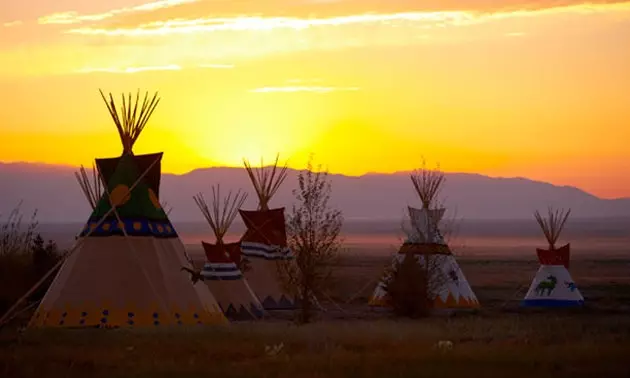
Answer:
[1, 161, 629, 223]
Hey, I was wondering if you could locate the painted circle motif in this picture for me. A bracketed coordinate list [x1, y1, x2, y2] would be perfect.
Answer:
[118, 222, 125, 230]
[102, 223, 111, 231]
[166, 225, 172, 233]
[110, 184, 131, 206]
[157, 225, 164, 233]
[133, 222, 142, 231]
[148, 189, 161, 210]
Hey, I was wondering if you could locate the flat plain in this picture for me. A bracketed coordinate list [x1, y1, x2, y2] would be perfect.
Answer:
[2, 241, 629, 378]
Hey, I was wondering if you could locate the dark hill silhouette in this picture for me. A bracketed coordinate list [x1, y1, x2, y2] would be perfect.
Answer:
[1, 161, 629, 222]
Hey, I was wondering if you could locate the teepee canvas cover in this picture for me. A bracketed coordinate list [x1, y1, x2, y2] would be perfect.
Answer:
[522, 208, 583, 307]
[239, 157, 295, 310]
[194, 187, 264, 320]
[201, 242, 264, 319]
[369, 165, 479, 309]
[30, 91, 226, 328]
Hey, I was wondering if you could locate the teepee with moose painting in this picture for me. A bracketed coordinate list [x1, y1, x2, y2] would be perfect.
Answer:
[522, 207, 584, 307]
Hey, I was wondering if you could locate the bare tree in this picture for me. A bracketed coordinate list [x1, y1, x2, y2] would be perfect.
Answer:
[278, 156, 343, 324]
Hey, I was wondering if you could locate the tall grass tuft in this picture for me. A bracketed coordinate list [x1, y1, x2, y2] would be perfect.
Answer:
[0, 203, 60, 318]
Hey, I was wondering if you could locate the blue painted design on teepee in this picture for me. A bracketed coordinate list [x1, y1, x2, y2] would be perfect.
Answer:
[521, 299, 584, 308]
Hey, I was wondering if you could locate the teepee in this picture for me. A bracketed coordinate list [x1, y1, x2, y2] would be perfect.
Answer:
[194, 185, 264, 320]
[30, 90, 227, 328]
[522, 208, 583, 307]
[369, 163, 479, 309]
[238, 155, 295, 310]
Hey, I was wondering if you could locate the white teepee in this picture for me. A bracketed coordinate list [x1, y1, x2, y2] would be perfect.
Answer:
[194, 185, 265, 320]
[522, 208, 584, 307]
[369, 162, 479, 309]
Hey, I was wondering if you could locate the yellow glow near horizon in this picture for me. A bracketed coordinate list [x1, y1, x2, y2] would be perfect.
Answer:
[1, 0, 630, 198]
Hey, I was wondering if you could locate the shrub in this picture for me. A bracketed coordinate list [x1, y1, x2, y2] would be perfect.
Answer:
[383, 253, 432, 318]
[0, 204, 61, 317]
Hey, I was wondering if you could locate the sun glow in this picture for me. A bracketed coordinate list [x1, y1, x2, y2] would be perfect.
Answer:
[1, 0, 630, 197]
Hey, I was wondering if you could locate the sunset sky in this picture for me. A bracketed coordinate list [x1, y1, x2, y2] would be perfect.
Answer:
[1, 0, 629, 198]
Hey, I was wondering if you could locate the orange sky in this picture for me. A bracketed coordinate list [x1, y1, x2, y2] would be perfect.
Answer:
[1, 0, 629, 198]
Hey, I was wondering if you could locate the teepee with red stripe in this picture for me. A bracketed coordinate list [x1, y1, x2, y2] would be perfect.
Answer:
[194, 185, 264, 320]
[238, 155, 295, 310]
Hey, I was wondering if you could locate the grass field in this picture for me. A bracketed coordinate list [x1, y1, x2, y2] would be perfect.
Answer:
[2, 249, 630, 378]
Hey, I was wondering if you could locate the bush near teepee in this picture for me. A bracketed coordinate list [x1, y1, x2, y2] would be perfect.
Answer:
[0, 204, 61, 315]
[383, 253, 432, 318]
[30, 234, 62, 301]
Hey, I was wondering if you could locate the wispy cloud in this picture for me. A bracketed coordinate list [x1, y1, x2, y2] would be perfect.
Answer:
[3, 20, 23, 28]
[15, 1, 630, 76]
[61, 2, 630, 37]
[65, 12, 473, 36]
[250, 86, 360, 93]
[38, 0, 200, 25]
[77, 64, 182, 74]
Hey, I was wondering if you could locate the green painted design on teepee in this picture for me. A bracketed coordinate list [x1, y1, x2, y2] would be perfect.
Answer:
[91, 154, 167, 221]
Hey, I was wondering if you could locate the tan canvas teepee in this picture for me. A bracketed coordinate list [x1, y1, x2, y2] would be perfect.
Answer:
[194, 185, 264, 320]
[30, 90, 227, 328]
[369, 162, 479, 309]
[238, 155, 295, 310]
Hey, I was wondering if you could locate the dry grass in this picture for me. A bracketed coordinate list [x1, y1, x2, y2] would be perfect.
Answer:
[2, 315, 630, 378]
[2, 254, 630, 377]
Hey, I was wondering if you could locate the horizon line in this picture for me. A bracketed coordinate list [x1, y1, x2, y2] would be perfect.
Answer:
[1, 159, 627, 201]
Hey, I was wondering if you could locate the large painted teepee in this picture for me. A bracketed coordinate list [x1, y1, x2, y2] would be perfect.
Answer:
[369, 163, 479, 309]
[194, 185, 264, 320]
[522, 208, 584, 307]
[238, 155, 295, 310]
[30, 90, 227, 328]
